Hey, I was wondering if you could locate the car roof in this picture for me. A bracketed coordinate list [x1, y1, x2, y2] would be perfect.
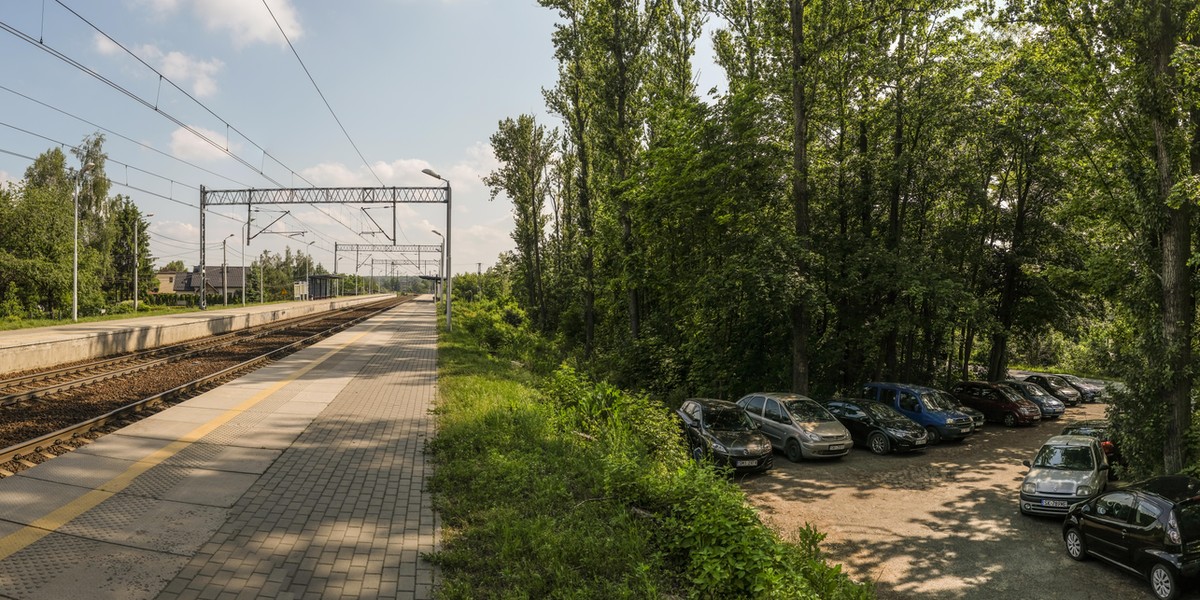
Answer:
[686, 398, 741, 410]
[1041, 434, 1100, 447]
[1063, 419, 1108, 429]
[1127, 476, 1200, 504]
[863, 382, 938, 394]
[750, 392, 816, 402]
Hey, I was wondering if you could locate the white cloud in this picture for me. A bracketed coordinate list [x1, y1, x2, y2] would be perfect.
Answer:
[194, 0, 301, 47]
[129, 0, 181, 18]
[93, 33, 122, 55]
[134, 43, 223, 97]
[129, 0, 300, 47]
[169, 126, 240, 162]
[0, 170, 16, 188]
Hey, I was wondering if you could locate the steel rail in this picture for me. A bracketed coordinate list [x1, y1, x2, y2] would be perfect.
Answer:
[0, 298, 398, 404]
[0, 297, 406, 467]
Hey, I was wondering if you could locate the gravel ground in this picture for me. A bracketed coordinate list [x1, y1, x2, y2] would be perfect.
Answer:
[739, 402, 1195, 600]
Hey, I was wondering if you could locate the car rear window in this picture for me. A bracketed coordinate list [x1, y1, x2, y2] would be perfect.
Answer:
[1032, 445, 1095, 470]
[1177, 503, 1200, 540]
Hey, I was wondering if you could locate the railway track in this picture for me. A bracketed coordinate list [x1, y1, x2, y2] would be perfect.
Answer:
[0, 296, 408, 474]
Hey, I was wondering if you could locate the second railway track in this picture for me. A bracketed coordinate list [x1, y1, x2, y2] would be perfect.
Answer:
[0, 296, 410, 475]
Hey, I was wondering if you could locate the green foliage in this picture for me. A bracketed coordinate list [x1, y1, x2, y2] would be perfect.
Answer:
[429, 301, 873, 599]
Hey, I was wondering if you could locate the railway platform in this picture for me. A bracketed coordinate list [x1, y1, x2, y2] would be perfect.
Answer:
[0, 294, 394, 377]
[0, 295, 440, 599]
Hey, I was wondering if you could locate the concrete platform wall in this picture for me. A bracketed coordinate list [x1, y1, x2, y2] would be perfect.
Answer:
[0, 294, 397, 377]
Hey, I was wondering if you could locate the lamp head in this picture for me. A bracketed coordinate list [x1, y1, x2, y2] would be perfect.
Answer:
[421, 168, 442, 181]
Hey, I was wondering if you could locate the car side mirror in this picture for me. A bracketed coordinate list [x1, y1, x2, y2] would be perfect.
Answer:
[1022, 459, 1031, 468]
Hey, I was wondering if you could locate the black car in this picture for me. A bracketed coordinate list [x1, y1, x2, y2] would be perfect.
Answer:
[1063, 419, 1124, 467]
[1025, 374, 1083, 407]
[1055, 373, 1105, 403]
[1063, 476, 1200, 600]
[824, 398, 929, 454]
[677, 398, 773, 473]
[934, 390, 986, 431]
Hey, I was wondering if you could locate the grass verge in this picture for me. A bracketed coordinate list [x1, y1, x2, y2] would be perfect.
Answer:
[427, 301, 874, 599]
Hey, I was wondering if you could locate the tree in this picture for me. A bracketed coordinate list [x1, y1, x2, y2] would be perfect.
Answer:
[484, 115, 558, 330]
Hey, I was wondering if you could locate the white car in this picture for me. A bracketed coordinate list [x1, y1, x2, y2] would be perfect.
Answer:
[1019, 434, 1109, 516]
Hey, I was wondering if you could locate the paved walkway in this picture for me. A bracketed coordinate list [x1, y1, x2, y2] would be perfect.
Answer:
[0, 297, 439, 599]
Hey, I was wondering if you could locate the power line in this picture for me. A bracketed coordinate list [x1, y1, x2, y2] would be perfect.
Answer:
[52, 0, 316, 188]
[262, 0, 383, 188]
[0, 83, 253, 188]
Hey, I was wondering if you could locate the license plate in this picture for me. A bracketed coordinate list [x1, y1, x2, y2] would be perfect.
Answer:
[828, 444, 844, 451]
[914, 439, 926, 445]
[736, 460, 757, 467]
[1042, 500, 1069, 508]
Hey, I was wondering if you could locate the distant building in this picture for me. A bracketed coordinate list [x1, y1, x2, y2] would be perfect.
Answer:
[152, 269, 177, 295]
[166, 266, 248, 298]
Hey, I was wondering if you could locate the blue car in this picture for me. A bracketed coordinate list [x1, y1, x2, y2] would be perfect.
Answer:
[860, 382, 975, 444]
[998, 380, 1066, 419]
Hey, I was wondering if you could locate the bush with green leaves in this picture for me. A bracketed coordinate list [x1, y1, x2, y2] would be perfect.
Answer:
[428, 299, 873, 599]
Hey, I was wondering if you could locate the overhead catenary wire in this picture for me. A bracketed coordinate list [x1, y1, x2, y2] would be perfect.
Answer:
[262, 0, 384, 188]
[0, 83, 253, 189]
[48, 0, 317, 189]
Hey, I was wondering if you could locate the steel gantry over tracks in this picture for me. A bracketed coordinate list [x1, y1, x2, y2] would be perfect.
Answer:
[198, 184, 452, 329]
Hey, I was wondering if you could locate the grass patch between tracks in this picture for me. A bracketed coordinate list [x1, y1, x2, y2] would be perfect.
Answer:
[426, 299, 874, 599]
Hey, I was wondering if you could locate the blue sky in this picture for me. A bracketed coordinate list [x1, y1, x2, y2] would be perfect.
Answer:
[0, 0, 724, 277]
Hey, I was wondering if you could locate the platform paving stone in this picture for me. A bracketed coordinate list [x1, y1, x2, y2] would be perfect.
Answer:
[155, 299, 439, 600]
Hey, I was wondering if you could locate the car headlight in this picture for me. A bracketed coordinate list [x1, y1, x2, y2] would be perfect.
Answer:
[711, 443, 727, 454]
[945, 418, 955, 425]
[802, 431, 823, 442]
[1022, 482, 1036, 494]
[1076, 485, 1093, 496]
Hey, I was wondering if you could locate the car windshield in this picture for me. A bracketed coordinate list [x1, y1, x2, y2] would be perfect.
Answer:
[1046, 377, 1074, 392]
[1021, 383, 1047, 397]
[1059, 374, 1083, 385]
[1178, 504, 1200, 541]
[928, 391, 959, 411]
[997, 387, 1025, 403]
[1032, 445, 1095, 470]
[863, 402, 906, 423]
[704, 408, 754, 431]
[786, 400, 836, 422]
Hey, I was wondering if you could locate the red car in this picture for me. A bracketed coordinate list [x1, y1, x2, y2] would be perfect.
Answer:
[948, 381, 1041, 426]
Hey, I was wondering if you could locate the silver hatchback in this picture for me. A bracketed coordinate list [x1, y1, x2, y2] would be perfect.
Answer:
[1019, 434, 1109, 516]
[736, 393, 851, 462]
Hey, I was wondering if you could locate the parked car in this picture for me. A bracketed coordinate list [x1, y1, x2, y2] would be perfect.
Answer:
[677, 398, 773, 473]
[1019, 434, 1109, 516]
[824, 398, 929, 454]
[1055, 373, 1105, 403]
[736, 393, 852, 462]
[934, 389, 986, 430]
[1025, 374, 1083, 407]
[1063, 476, 1200, 600]
[860, 382, 975, 444]
[1062, 420, 1124, 467]
[996, 379, 1066, 419]
[949, 381, 1042, 426]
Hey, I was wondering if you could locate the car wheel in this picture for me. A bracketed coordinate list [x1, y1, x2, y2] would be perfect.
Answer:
[691, 445, 705, 463]
[1150, 563, 1180, 600]
[868, 432, 891, 455]
[785, 439, 803, 463]
[925, 426, 942, 444]
[1003, 413, 1017, 427]
[1064, 528, 1087, 561]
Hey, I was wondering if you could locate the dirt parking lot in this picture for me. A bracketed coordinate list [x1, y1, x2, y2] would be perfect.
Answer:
[740, 403, 1196, 600]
